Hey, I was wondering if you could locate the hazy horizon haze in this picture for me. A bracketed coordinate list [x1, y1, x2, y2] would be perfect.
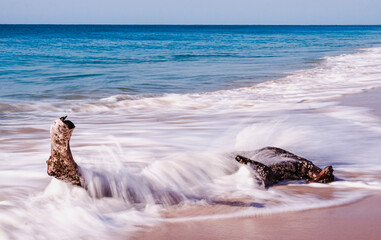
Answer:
[1, 0, 380, 25]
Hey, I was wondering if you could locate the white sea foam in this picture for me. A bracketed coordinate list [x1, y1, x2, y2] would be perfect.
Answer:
[1, 47, 381, 239]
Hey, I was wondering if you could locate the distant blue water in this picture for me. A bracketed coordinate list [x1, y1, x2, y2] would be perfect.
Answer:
[0, 25, 381, 100]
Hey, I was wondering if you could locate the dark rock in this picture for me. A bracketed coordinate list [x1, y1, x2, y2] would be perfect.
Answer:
[236, 147, 334, 187]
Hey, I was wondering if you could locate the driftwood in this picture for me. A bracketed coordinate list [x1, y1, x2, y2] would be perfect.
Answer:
[46, 117, 334, 189]
[236, 147, 334, 187]
[46, 116, 82, 186]
[46, 117, 112, 197]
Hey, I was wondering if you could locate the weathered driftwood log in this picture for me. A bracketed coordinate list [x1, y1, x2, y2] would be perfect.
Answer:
[236, 147, 334, 187]
[46, 116, 82, 186]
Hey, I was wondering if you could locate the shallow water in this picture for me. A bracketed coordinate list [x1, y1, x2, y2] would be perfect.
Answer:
[1, 26, 381, 239]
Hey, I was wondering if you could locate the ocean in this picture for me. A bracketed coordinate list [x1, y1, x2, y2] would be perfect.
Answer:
[1, 25, 381, 239]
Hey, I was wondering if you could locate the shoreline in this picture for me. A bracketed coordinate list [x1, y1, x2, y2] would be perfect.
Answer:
[2, 27, 381, 240]
[130, 89, 381, 240]
[338, 87, 381, 119]
[131, 194, 381, 240]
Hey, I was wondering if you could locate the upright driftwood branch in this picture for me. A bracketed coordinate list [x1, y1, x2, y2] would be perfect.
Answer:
[46, 116, 82, 186]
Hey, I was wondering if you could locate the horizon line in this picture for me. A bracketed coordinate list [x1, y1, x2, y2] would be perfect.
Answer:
[1, 23, 381, 26]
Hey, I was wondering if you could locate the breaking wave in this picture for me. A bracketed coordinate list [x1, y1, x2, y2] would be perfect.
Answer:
[1, 47, 381, 239]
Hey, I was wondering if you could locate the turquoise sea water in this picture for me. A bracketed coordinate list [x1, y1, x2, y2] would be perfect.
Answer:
[1, 25, 381, 100]
[1, 25, 381, 240]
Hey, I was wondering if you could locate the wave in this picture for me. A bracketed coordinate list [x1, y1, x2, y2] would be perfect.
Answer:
[1, 46, 381, 239]
[1, 47, 381, 115]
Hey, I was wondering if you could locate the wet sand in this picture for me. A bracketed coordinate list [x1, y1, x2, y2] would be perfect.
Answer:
[131, 194, 381, 240]
[339, 87, 381, 118]
[130, 88, 381, 240]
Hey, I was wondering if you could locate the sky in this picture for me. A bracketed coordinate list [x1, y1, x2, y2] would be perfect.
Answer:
[1, 0, 380, 25]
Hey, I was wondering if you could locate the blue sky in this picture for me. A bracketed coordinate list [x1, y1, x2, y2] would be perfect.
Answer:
[1, 0, 380, 24]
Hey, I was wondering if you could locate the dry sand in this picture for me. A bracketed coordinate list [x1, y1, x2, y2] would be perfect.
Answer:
[131, 88, 381, 240]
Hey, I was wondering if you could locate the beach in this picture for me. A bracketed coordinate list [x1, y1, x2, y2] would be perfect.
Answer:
[1, 25, 381, 240]
[132, 195, 381, 240]
[340, 88, 381, 118]
[131, 88, 381, 240]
